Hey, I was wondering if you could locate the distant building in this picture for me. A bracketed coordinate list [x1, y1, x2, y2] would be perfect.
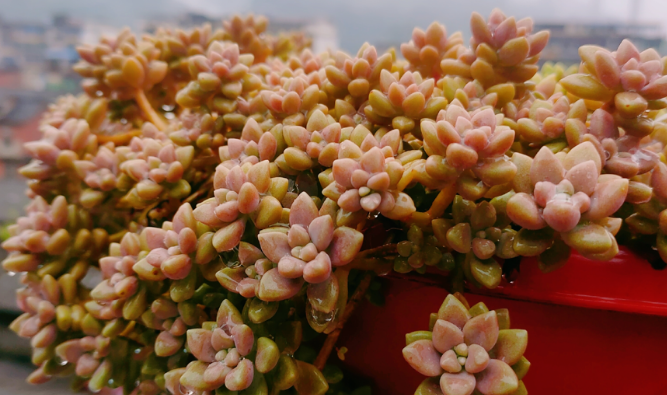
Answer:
[0, 88, 57, 160]
[0, 88, 61, 221]
[535, 22, 666, 65]
[0, 15, 82, 92]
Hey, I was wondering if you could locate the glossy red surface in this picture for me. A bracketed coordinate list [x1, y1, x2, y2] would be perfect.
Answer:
[336, 249, 667, 395]
[477, 246, 667, 316]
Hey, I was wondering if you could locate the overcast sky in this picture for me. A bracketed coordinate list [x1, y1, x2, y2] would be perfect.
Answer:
[1, 0, 665, 51]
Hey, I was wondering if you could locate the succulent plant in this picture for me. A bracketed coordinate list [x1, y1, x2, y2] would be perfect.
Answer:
[221, 14, 272, 63]
[6, 8, 667, 395]
[152, 23, 224, 81]
[175, 42, 261, 110]
[172, 299, 259, 393]
[366, 69, 448, 128]
[401, 22, 465, 78]
[325, 43, 393, 100]
[507, 145, 626, 260]
[422, 105, 516, 198]
[404, 294, 528, 395]
[260, 192, 363, 285]
[513, 92, 577, 144]
[560, 39, 667, 134]
[441, 9, 549, 88]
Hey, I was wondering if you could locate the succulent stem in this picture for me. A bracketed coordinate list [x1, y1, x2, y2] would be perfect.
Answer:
[135, 89, 167, 131]
[314, 270, 373, 370]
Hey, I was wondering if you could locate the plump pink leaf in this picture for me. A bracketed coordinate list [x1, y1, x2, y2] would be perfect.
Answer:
[290, 192, 319, 227]
[462, 311, 499, 351]
[402, 339, 443, 377]
[258, 231, 292, 263]
[432, 319, 465, 353]
[187, 329, 216, 362]
[258, 269, 305, 302]
[440, 371, 476, 395]
[474, 359, 518, 395]
[328, 227, 364, 266]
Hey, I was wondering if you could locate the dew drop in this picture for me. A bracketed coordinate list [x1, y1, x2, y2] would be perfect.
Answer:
[179, 383, 195, 395]
[307, 303, 336, 329]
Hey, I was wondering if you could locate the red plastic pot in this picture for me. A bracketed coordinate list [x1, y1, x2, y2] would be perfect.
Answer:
[336, 247, 667, 395]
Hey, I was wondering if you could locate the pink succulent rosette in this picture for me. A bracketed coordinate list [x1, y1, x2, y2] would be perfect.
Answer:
[256, 193, 363, 288]
[94, 205, 203, 338]
[401, 22, 465, 78]
[561, 39, 667, 127]
[324, 142, 416, 220]
[324, 44, 393, 99]
[565, 108, 661, 179]
[303, 120, 345, 168]
[10, 274, 72, 386]
[164, 300, 266, 394]
[72, 121, 194, 208]
[403, 295, 528, 395]
[12, 277, 59, 349]
[263, 52, 324, 90]
[152, 23, 223, 77]
[442, 9, 549, 87]
[168, 111, 217, 146]
[280, 108, 405, 173]
[142, 203, 199, 280]
[214, 241, 273, 298]
[281, 109, 342, 170]
[74, 28, 168, 101]
[283, 48, 327, 76]
[508, 144, 628, 258]
[91, 233, 145, 320]
[74, 145, 122, 193]
[219, 118, 279, 167]
[25, 118, 96, 169]
[514, 92, 573, 144]
[19, 118, 98, 198]
[54, 336, 117, 392]
[40, 94, 91, 129]
[261, 74, 323, 118]
[2, 196, 69, 272]
[422, 105, 516, 187]
[368, 69, 446, 121]
[176, 41, 260, 109]
[120, 134, 193, 195]
[194, 158, 285, 253]
[441, 78, 511, 112]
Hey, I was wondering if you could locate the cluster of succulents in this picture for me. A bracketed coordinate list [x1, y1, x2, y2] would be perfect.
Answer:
[4, 8, 667, 395]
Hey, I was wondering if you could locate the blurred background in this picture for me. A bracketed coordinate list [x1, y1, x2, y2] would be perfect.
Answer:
[0, 0, 666, 393]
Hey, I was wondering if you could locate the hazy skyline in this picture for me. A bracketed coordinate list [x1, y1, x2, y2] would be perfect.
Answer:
[0, 0, 665, 51]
